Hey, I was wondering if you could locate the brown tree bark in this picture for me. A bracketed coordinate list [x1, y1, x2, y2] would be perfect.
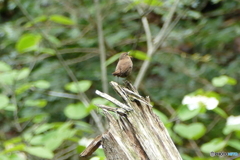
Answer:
[81, 81, 182, 160]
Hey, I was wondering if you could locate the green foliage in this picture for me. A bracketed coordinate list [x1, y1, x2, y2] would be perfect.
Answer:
[24, 147, 54, 159]
[200, 138, 226, 153]
[153, 108, 169, 124]
[0, 61, 11, 71]
[90, 156, 106, 160]
[106, 53, 121, 67]
[32, 80, 50, 89]
[16, 33, 42, 53]
[212, 107, 228, 118]
[49, 15, 75, 25]
[65, 80, 92, 93]
[177, 105, 202, 121]
[223, 123, 240, 135]
[0, 95, 9, 109]
[129, 50, 150, 60]
[174, 123, 206, 140]
[64, 103, 89, 119]
[227, 139, 240, 150]
[212, 75, 237, 87]
[24, 99, 47, 108]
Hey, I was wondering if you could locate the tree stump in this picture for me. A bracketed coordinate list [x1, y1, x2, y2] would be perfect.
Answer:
[80, 81, 182, 160]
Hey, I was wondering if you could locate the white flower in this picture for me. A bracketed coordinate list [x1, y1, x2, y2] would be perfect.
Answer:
[204, 97, 219, 110]
[226, 115, 240, 126]
[182, 96, 200, 110]
[182, 95, 219, 110]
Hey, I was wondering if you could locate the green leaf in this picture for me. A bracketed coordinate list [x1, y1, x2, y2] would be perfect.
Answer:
[3, 144, 26, 153]
[153, 108, 169, 124]
[129, 50, 150, 60]
[174, 123, 206, 140]
[4, 137, 22, 147]
[33, 80, 50, 89]
[46, 35, 61, 46]
[91, 97, 109, 105]
[0, 70, 18, 85]
[24, 15, 47, 28]
[131, 0, 163, 6]
[0, 153, 26, 160]
[90, 157, 106, 160]
[212, 75, 228, 87]
[43, 132, 65, 151]
[212, 75, 237, 87]
[186, 10, 202, 19]
[0, 61, 11, 71]
[227, 77, 237, 85]
[16, 33, 42, 53]
[49, 15, 75, 25]
[0, 94, 9, 109]
[29, 135, 44, 145]
[177, 105, 202, 121]
[212, 107, 228, 118]
[65, 80, 92, 93]
[95, 148, 105, 158]
[200, 138, 226, 153]
[33, 15, 48, 23]
[211, 0, 222, 4]
[25, 99, 47, 108]
[181, 154, 192, 160]
[223, 124, 240, 135]
[4, 104, 17, 111]
[16, 68, 30, 80]
[39, 48, 56, 55]
[57, 122, 76, 137]
[64, 103, 89, 119]
[24, 146, 54, 159]
[15, 83, 32, 95]
[33, 114, 49, 123]
[106, 54, 120, 67]
[34, 123, 54, 134]
[143, 0, 163, 6]
[42, 123, 77, 150]
[227, 139, 240, 150]
[18, 116, 32, 123]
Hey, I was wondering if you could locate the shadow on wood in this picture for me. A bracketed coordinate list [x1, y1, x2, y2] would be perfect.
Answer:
[80, 81, 182, 160]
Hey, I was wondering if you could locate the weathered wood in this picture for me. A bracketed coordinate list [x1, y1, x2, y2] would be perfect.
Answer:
[80, 134, 102, 157]
[81, 81, 182, 160]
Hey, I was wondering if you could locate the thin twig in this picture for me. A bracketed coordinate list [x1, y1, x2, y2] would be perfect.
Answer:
[137, 7, 153, 51]
[54, 144, 77, 160]
[48, 91, 79, 99]
[134, 0, 180, 88]
[11, 87, 22, 132]
[153, 0, 180, 48]
[96, 104, 126, 116]
[95, 90, 132, 111]
[189, 140, 204, 157]
[95, 0, 108, 94]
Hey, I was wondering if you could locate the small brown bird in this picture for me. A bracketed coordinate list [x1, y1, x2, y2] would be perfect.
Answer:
[112, 52, 133, 78]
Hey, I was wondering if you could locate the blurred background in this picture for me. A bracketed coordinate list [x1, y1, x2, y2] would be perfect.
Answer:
[0, 0, 240, 159]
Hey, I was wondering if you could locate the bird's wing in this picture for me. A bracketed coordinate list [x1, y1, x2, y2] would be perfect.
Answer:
[119, 60, 132, 72]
